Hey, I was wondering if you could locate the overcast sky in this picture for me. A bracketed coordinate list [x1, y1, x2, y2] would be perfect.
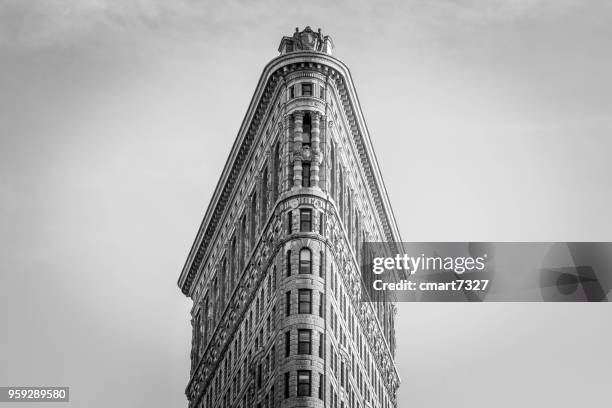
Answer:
[1, 1, 611, 407]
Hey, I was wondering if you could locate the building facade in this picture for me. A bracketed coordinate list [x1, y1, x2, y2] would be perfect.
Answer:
[178, 27, 401, 408]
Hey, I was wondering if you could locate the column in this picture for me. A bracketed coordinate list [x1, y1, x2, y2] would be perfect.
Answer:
[311, 112, 321, 188]
[293, 111, 304, 187]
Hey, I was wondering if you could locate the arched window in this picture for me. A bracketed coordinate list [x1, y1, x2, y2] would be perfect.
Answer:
[299, 248, 312, 274]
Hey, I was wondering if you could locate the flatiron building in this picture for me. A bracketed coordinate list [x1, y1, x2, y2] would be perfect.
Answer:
[178, 26, 401, 408]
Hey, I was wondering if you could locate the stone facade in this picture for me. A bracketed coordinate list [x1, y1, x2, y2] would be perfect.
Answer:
[178, 27, 401, 408]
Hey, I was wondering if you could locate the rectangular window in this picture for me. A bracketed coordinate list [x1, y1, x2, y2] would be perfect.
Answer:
[286, 250, 292, 277]
[300, 209, 312, 232]
[289, 86, 295, 99]
[287, 210, 293, 234]
[319, 87, 325, 99]
[284, 372, 290, 398]
[297, 329, 311, 354]
[319, 332, 325, 358]
[297, 370, 311, 397]
[319, 293, 324, 317]
[298, 289, 312, 314]
[285, 331, 291, 357]
[319, 250, 324, 276]
[286, 291, 291, 316]
[319, 212, 324, 235]
[302, 163, 311, 187]
[257, 364, 262, 389]
[301, 83, 312, 97]
[319, 373, 324, 400]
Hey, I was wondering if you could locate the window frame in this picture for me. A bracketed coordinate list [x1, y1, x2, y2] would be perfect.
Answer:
[297, 329, 312, 355]
[299, 247, 312, 274]
[284, 372, 290, 398]
[298, 289, 312, 314]
[297, 370, 312, 397]
[286, 250, 292, 277]
[300, 209, 312, 232]
[301, 163, 311, 187]
[301, 83, 313, 97]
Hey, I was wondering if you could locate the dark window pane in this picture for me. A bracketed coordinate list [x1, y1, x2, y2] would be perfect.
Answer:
[319, 373, 324, 399]
[298, 329, 311, 354]
[286, 250, 292, 277]
[319, 332, 325, 358]
[297, 370, 311, 397]
[298, 289, 312, 314]
[302, 83, 312, 97]
[302, 164, 311, 187]
[319, 293, 324, 317]
[284, 372, 290, 398]
[300, 209, 312, 232]
[319, 212, 324, 235]
[299, 248, 311, 274]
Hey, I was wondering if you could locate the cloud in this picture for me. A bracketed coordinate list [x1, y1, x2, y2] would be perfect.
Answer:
[1, 0, 587, 50]
[0, 0, 183, 49]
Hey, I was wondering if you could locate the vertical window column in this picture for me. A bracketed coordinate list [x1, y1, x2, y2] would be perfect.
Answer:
[292, 112, 304, 187]
[311, 112, 321, 188]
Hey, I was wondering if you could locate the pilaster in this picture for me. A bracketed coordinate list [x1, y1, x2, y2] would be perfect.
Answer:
[292, 111, 304, 188]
